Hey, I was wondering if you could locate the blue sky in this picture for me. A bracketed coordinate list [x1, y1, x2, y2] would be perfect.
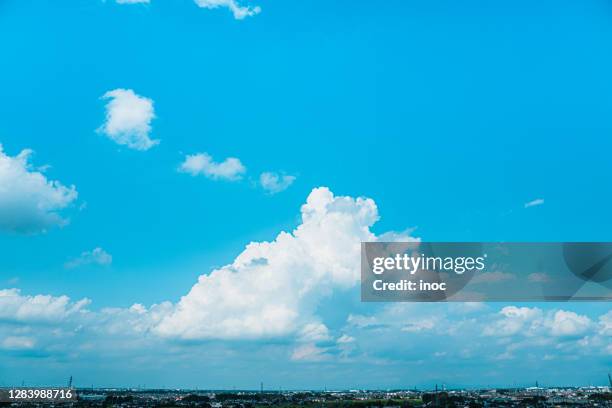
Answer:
[0, 0, 611, 389]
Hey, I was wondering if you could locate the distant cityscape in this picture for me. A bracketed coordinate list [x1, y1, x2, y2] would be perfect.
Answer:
[3, 382, 612, 408]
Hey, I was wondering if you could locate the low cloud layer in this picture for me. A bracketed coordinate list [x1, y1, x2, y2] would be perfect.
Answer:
[0, 289, 90, 324]
[0, 188, 610, 386]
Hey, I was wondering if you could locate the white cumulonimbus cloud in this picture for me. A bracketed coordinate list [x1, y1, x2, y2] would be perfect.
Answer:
[153, 187, 388, 340]
[0, 145, 78, 234]
[178, 152, 246, 181]
[98, 89, 159, 151]
[260, 172, 296, 194]
[65, 247, 113, 269]
[193, 0, 260, 20]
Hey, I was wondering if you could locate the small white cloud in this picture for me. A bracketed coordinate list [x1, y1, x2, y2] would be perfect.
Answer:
[260, 172, 296, 194]
[0, 145, 78, 234]
[524, 198, 544, 208]
[193, 0, 260, 20]
[1, 336, 35, 350]
[98, 89, 159, 151]
[65, 247, 113, 269]
[336, 334, 355, 344]
[178, 152, 246, 181]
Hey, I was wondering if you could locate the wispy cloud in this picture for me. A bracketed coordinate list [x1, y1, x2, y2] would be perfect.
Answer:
[524, 198, 544, 208]
[259, 172, 296, 194]
[178, 152, 246, 181]
[65, 247, 113, 269]
[112, 0, 260, 19]
[193, 0, 260, 20]
[336, 334, 355, 344]
[98, 89, 159, 151]
[290, 343, 330, 362]
[1, 336, 35, 350]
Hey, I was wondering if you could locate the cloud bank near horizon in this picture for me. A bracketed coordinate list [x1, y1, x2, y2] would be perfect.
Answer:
[0, 187, 610, 386]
